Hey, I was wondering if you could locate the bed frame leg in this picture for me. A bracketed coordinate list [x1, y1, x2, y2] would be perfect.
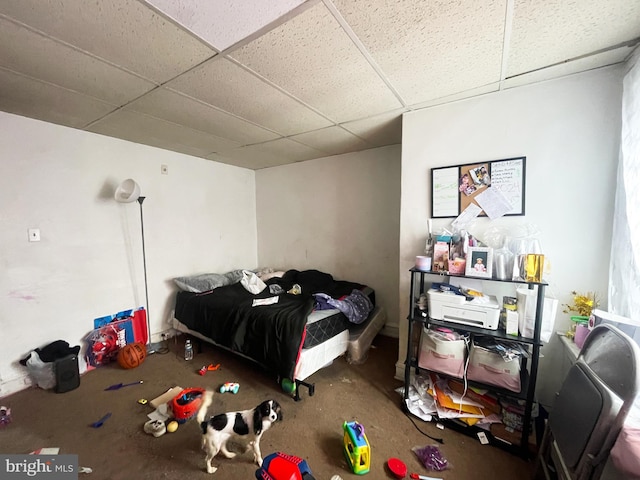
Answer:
[293, 379, 315, 402]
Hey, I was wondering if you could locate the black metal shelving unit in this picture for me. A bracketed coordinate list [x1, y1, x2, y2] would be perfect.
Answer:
[402, 267, 546, 458]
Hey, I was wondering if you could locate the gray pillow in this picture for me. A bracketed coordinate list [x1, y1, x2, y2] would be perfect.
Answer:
[173, 269, 243, 293]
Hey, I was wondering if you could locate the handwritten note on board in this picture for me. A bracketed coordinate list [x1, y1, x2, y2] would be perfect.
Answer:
[432, 167, 459, 218]
[490, 159, 524, 215]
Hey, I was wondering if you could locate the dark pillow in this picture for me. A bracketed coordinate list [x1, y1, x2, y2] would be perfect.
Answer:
[173, 269, 243, 293]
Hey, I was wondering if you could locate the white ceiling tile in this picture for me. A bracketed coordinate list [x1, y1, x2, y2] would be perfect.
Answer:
[145, 0, 307, 51]
[508, 0, 640, 77]
[331, 0, 506, 106]
[87, 109, 241, 158]
[229, 2, 402, 122]
[0, 0, 215, 83]
[503, 47, 632, 89]
[408, 83, 501, 110]
[167, 56, 333, 135]
[289, 126, 371, 156]
[127, 88, 279, 145]
[217, 137, 327, 169]
[0, 18, 156, 105]
[0, 68, 117, 128]
[341, 109, 405, 148]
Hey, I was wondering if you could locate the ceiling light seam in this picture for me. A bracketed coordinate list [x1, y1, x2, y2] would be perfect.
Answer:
[162, 86, 287, 138]
[0, 13, 166, 86]
[405, 82, 502, 112]
[322, 0, 407, 108]
[506, 37, 640, 80]
[222, 55, 341, 126]
[0, 65, 118, 107]
[498, 0, 515, 91]
[88, 108, 243, 147]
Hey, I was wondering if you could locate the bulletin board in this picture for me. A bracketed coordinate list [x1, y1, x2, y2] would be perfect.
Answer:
[430, 156, 526, 218]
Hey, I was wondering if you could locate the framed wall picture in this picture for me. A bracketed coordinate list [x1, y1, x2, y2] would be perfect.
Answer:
[431, 157, 526, 218]
[465, 247, 493, 279]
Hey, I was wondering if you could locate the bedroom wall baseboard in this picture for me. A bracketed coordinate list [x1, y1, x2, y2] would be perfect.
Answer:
[381, 324, 398, 338]
[0, 374, 32, 398]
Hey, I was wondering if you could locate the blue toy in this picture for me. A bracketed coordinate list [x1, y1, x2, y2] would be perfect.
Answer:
[343, 421, 371, 475]
[219, 382, 240, 394]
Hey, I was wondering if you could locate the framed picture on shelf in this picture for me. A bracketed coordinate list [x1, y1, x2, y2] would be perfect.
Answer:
[465, 247, 493, 278]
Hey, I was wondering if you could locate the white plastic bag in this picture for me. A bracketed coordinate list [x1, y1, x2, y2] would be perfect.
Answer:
[240, 270, 267, 294]
[25, 351, 56, 389]
[516, 287, 558, 343]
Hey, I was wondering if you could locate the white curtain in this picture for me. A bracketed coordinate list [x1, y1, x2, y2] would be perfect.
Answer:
[610, 48, 640, 320]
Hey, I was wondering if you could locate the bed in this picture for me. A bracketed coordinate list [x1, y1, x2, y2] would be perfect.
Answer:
[171, 269, 386, 399]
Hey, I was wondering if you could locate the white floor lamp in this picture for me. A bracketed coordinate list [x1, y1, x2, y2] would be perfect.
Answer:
[114, 179, 151, 351]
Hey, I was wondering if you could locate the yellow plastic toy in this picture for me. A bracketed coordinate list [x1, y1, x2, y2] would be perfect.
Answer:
[343, 421, 371, 475]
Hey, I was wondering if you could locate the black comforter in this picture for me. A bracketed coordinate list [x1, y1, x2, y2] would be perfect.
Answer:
[174, 269, 366, 380]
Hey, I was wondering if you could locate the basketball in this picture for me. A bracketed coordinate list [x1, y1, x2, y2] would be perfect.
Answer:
[117, 342, 146, 369]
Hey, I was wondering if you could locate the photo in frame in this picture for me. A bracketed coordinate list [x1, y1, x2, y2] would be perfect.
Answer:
[465, 247, 494, 279]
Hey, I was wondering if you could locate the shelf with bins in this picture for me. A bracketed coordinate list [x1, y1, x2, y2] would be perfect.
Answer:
[403, 268, 547, 458]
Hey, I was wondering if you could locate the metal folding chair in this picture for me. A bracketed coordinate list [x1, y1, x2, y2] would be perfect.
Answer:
[534, 324, 640, 480]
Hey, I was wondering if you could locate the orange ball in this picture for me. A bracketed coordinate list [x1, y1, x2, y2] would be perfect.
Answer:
[117, 342, 146, 369]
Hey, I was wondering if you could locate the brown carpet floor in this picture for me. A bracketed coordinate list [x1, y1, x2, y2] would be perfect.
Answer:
[0, 335, 532, 479]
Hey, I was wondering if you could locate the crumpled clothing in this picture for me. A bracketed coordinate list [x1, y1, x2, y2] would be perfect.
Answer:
[313, 289, 373, 324]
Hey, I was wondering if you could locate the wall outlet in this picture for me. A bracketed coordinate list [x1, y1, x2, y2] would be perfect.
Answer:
[161, 164, 168, 175]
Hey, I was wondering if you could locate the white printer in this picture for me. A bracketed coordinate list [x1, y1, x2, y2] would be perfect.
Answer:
[427, 289, 500, 330]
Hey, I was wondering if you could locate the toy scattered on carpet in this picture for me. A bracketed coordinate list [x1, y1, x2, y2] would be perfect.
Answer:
[255, 452, 316, 480]
[198, 363, 220, 375]
[117, 341, 146, 369]
[281, 378, 296, 394]
[104, 380, 143, 391]
[90, 412, 111, 428]
[219, 382, 240, 394]
[0, 406, 11, 427]
[343, 421, 370, 475]
[171, 387, 205, 423]
[166, 420, 179, 433]
[144, 419, 166, 437]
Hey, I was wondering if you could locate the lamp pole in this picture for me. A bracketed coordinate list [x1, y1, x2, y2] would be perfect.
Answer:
[137, 196, 151, 349]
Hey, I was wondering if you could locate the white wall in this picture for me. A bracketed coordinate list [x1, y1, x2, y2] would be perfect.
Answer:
[399, 66, 623, 407]
[0, 112, 257, 396]
[255, 145, 401, 336]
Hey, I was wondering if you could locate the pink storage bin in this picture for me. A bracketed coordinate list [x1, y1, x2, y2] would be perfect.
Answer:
[467, 343, 521, 393]
[418, 327, 467, 378]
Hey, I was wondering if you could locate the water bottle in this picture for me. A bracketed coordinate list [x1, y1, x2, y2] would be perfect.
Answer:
[184, 339, 193, 361]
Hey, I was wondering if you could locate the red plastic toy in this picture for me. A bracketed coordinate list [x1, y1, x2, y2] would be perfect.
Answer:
[255, 452, 315, 480]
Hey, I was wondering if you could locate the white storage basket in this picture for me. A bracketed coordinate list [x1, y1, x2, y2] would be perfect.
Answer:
[418, 327, 467, 378]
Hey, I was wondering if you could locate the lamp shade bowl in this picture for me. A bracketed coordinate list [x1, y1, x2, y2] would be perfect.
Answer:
[114, 179, 141, 203]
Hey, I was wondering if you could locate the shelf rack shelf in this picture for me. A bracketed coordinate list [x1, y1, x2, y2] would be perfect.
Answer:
[403, 268, 547, 458]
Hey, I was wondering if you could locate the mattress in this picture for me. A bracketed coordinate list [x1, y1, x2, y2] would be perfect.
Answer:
[303, 308, 349, 348]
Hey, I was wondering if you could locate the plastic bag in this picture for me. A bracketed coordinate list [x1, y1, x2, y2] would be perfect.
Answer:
[516, 286, 558, 342]
[240, 270, 267, 294]
[412, 444, 449, 471]
[24, 351, 56, 389]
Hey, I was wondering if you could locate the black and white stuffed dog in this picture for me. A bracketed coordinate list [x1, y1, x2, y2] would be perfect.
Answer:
[196, 390, 283, 474]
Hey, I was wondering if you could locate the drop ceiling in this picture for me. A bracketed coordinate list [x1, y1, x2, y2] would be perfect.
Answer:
[0, 0, 639, 169]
